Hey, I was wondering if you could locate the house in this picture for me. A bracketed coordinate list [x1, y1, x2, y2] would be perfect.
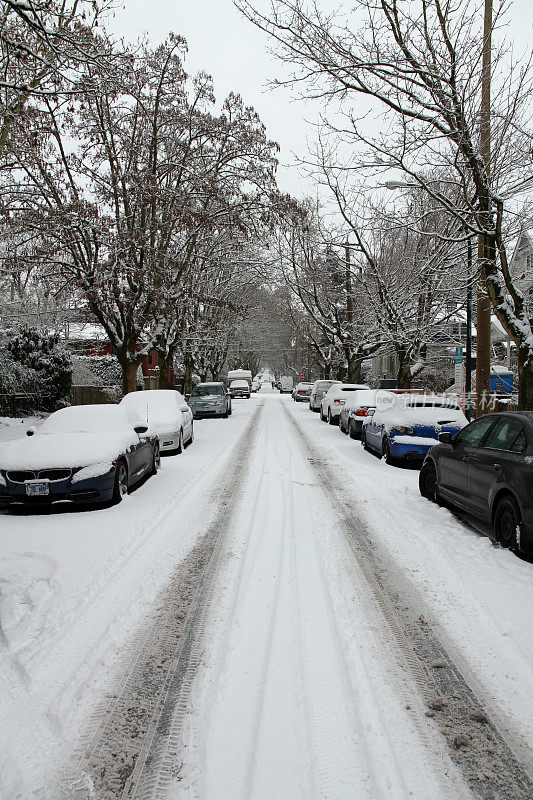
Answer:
[60, 322, 173, 391]
[509, 229, 533, 317]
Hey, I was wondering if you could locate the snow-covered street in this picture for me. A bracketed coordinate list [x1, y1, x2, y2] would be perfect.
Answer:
[1, 390, 532, 799]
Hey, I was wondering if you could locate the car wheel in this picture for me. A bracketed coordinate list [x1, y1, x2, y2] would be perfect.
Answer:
[113, 460, 128, 503]
[151, 443, 160, 476]
[189, 423, 194, 444]
[328, 408, 336, 425]
[382, 437, 394, 464]
[361, 428, 370, 451]
[320, 407, 326, 421]
[493, 495, 521, 550]
[177, 429, 184, 454]
[419, 460, 437, 500]
[223, 407, 229, 418]
[349, 420, 358, 439]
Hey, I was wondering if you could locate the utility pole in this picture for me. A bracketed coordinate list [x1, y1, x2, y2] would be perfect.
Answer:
[465, 236, 473, 421]
[345, 241, 354, 381]
[476, 0, 493, 415]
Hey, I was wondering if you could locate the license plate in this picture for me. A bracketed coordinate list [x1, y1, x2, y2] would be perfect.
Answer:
[25, 481, 49, 497]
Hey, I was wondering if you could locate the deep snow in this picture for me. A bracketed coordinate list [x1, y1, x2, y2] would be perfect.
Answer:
[0, 394, 532, 798]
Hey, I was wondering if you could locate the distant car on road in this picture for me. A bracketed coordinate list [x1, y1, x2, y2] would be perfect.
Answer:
[419, 411, 533, 554]
[229, 379, 251, 399]
[187, 382, 232, 419]
[320, 383, 370, 424]
[363, 393, 467, 464]
[120, 389, 193, 453]
[339, 389, 379, 437]
[0, 404, 160, 507]
[292, 381, 314, 401]
[279, 376, 294, 393]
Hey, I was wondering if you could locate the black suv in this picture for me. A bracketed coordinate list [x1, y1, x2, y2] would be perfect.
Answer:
[419, 411, 533, 554]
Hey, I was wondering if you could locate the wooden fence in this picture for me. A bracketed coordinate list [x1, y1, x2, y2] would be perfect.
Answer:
[70, 385, 117, 405]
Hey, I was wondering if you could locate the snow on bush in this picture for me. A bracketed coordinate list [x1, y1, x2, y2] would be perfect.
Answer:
[75, 355, 144, 395]
[0, 327, 72, 414]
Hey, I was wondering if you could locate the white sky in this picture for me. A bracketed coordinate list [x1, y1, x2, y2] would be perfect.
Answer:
[107, 0, 533, 201]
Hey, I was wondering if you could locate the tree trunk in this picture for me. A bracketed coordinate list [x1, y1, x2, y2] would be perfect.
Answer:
[323, 364, 331, 379]
[518, 350, 533, 411]
[396, 355, 412, 390]
[183, 353, 194, 395]
[157, 352, 174, 389]
[346, 353, 362, 383]
[120, 360, 139, 397]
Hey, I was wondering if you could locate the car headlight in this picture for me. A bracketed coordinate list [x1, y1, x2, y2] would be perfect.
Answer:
[395, 426, 415, 435]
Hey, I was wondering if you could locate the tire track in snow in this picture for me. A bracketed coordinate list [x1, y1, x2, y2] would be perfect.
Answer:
[283, 400, 533, 800]
[51, 402, 264, 800]
[173, 399, 466, 800]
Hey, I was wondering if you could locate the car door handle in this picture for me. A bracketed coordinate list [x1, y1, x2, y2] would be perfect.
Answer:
[462, 456, 469, 463]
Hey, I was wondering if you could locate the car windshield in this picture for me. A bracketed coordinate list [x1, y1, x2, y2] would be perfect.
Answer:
[191, 386, 224, 397]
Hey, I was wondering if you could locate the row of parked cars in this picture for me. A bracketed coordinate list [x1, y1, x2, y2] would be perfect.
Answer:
[298, 379, 533, 556]
[0, 377, 258, 510]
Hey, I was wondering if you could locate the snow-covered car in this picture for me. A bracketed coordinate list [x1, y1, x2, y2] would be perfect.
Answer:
[187, 382, 232, 419]
[339, 389, 379, 437]
[120, 389, 193, 453]
[229, 379, 251, 398]
[362, 393, 468, 464]
[251, 380, 260, 392]
[320, 382, 370, 424]
[0, 404, 160, 507]
[308, 380, 341, 412]
[292, 381, 313, 401]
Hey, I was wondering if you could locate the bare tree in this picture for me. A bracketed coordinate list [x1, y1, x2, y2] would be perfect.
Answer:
[4, 35, 278, 393]
[237, 0, 533, 408]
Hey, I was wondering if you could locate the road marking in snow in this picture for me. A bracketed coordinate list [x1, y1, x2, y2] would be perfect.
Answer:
[53, 403, 264, 800]
[281, 400, 533, 800]
[52, 396, 533, 800]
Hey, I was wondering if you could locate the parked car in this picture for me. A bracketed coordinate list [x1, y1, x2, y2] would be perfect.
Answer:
[0, 404, 160, 507]
[419, 412, 533, 554]
[229, 379, 251, 399]
[187, 382, 232, 419]
[292, 381, 314, 401]
[274, 380, 282, 391]
[309, 380, 341, 412]
[362, 394, 468, 464]
[339, 389, 379, 437]
[251, 380, 260, 393]
[120, 389, 193, 453]
[320, 383, 371, 424]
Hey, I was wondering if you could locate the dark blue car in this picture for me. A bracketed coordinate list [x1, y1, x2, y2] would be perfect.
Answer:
[0, 404, 160, 507]
[362, 393, 468, 464]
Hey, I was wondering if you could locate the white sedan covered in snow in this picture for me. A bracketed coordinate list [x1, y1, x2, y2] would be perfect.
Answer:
[0, 404, 160, 507]
[119, 389, 193, 454]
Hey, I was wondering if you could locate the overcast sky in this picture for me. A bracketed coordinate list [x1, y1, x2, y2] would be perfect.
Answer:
[108, 0, 533, 201]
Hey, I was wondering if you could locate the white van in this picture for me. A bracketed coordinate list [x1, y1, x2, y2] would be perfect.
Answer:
[280, 376, 294, 393]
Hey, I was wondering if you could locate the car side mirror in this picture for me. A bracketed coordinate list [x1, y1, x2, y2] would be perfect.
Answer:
[438, 432, 453, 445]
[366, 408, 375, 417]
[134, 424, 149, 435]
[26, 426, 36, 437]
[180, 405, 189, 413]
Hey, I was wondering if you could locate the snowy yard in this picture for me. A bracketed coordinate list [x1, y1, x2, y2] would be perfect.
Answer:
[0, 393, 532, 799]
